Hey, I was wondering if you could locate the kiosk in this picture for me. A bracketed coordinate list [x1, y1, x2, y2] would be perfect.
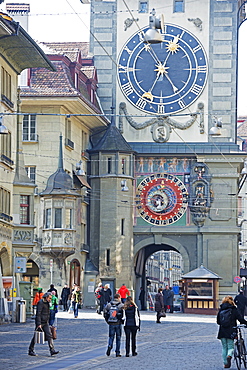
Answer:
[182, 265, 221, 315]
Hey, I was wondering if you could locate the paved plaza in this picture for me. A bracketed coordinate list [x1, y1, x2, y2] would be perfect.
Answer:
[0, 309, 238, 369]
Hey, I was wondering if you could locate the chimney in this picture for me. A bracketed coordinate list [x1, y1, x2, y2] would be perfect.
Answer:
[6, 3, 30, 31]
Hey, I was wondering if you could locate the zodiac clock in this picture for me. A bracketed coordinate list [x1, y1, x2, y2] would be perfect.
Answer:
[136, 174, 188, 226]
[118, 23, 208, 115]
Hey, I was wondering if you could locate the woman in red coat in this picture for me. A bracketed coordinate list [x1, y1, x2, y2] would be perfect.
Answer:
[117, 284, 130, 303]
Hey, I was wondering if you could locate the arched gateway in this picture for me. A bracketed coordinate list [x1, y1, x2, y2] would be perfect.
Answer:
[134, 237, 190, 305]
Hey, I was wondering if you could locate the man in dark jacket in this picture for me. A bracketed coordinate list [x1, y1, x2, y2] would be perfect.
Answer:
[61, 284, 70, 311]
[162, 285, 170, 312]
[103, 293, 124, 357]
[234, 290, 247, 318]
[47, 284, 58, 297]
[28, 292, 59, 357]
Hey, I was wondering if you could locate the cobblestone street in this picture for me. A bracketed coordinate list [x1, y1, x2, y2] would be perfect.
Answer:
[0, 308, 234, 370]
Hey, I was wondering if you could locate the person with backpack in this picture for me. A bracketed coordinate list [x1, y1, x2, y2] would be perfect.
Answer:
[217, 295, 247, 368]
[103, 293, 124, 357]
[123, 296, 140, 357]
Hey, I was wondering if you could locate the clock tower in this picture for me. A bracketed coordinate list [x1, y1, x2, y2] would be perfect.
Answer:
[90, 0, 244, 304]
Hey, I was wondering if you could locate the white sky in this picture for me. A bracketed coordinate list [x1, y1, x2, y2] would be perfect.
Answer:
[3, 0, 247, 117]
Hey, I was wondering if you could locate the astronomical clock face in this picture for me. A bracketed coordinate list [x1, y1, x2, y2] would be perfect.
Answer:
[118, 24, 208, 115]
[136, 174, 188, 225]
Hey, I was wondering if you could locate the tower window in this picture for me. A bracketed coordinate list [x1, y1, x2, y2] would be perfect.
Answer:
[121, 218, 125, 236]
[174, 0, 184, 12]
[106, 249, 110, 266]
[139, 1, 148, 13]
[121, 158, 126, 174]
[107, 157, 112, 174]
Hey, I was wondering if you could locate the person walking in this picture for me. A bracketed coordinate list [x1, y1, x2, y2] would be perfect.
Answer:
[95, 283, 103, 314]
[117, 283, 130, 303]
[103, 293, 124, 357]
[28, 292, 59, 357]
[47, 284, 58, 297]
[234, 290, 247, 318]
[71, 285, 82, 318]
[168, 287, 174, 313]
[61, 284, 70, 311]
[217, 295, 247, 368]
[123, 296, 140, 357]
[138, 287, 145, 310]
[32, 287, 44, 316]
[162, 285, 170, 312]
[49, 290, 58, 326]
[155, 288, 165, 323]
[103, 284, 112, 307]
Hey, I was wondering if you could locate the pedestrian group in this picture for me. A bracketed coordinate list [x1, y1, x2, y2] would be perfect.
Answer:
[29, 281, 247, 366]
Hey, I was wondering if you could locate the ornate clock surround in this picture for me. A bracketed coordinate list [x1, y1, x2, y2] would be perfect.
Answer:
[117, 23, 208, 115]
[136, 173, 188, 226]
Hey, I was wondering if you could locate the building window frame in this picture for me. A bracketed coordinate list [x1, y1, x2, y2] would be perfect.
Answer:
[54, 208, 62, 228]
[1, 131, 12, 164]
[1, 67, 13, 108]
[65, 208, 73, 229]
[20, 195, 30, 224]
[22, 114, 37, 141]
[25, 166, 36, 183]
[45, 208, 51, 228]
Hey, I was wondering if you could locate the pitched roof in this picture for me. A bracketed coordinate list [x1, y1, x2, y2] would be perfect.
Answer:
[40, 135, 79, 196]
[39, 42, 90, 61]
[21, 62, 80, 97]
[182, 265, 221, 279]
[90, 123, 134, 153]
[81, 66, 95, 79]
[20, 60, 102, 113]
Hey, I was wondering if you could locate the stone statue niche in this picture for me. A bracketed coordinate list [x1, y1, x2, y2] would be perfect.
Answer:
[189, 163, 213, 227]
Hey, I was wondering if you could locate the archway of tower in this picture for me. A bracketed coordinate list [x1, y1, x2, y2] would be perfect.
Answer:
[134, 239, 190, 311]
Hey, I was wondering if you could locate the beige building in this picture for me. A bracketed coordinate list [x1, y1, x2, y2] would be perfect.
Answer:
[19, 42, 107, 305]
[0, 11, 54, 320]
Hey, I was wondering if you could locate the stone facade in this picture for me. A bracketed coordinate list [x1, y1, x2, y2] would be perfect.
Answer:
[89, 0, 245, 304]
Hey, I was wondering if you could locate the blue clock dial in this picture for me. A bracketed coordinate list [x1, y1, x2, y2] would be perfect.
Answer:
[118, 24, 208, 114]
